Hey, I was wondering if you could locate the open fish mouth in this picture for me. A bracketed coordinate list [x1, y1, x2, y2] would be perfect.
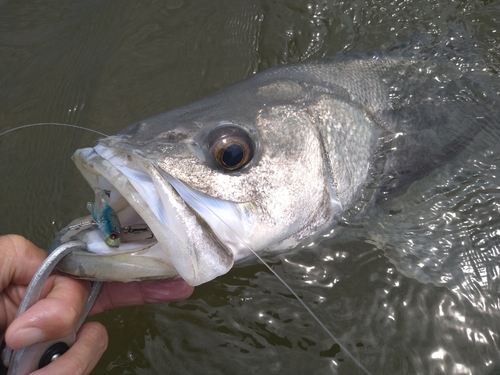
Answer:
[52, 135, 253, 286]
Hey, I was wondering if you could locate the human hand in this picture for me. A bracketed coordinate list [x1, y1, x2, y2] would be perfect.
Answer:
[0, 234, 194, 375]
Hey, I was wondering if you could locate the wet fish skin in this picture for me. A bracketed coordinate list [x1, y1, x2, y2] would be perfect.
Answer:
[54, 36, 496, 286]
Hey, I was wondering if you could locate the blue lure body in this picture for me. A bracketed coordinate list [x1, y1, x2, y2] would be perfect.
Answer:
[87, 189, 122, 248]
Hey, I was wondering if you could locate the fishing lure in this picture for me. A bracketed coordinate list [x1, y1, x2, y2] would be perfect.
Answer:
[86, 188, 122, 248]
[0, 122, 372, 374]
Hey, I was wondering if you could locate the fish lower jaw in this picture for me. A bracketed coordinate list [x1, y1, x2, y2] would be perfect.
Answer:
[53, 206, 180, 282]
[55, 144, 243, 286]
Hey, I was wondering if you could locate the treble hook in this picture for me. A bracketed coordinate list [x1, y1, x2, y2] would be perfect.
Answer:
[122, 225, 155, 239]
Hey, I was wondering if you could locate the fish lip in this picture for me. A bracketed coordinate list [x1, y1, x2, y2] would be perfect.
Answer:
[55, 137, 239, 285]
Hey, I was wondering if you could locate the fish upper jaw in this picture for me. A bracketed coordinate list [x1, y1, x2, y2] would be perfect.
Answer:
[54, 138, 255, 286]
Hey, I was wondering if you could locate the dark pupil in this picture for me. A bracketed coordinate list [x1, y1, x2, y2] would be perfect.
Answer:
[109, 232, 119, 240]
[222, 144, 244, 167]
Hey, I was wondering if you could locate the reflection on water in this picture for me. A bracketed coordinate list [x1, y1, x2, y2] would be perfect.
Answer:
[1, 0, 500, 374]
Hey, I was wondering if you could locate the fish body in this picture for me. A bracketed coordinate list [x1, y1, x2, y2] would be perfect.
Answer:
[51, 36, 498, 286]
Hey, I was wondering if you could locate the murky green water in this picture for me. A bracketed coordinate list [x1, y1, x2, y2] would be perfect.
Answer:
[1, 0, 500, 374]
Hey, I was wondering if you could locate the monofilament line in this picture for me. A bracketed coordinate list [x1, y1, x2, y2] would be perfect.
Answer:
[247, 248, 373, 375]
[0, 123, 108, 138]
[165, 171, 374, 375]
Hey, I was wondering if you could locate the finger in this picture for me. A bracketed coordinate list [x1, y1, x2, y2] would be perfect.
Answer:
[0, 235, 46, 290]
[1, 234, 62, 342]
[32, 322, 108, 375]
[91, 278, 194, 314]
[5, 275, 90, 350]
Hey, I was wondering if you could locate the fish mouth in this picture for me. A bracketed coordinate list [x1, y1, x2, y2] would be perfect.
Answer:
[53, 136, 252, 286]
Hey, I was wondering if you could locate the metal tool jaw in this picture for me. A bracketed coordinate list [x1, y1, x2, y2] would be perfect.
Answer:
[1, 241, 102, 375]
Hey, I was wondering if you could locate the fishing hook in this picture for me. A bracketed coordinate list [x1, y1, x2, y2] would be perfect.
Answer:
[122, 225, 154, 239]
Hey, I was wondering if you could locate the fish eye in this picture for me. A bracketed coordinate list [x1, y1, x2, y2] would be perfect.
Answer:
[209, 127, 254, 171]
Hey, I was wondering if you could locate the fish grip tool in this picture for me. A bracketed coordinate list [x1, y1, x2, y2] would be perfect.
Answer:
[1, 241, 102, 375]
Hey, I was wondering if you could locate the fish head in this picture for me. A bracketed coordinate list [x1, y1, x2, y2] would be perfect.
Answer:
[56, 75, 341, 286]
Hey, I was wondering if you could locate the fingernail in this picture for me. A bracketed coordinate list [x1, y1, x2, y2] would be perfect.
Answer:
[10, 327, 45, 348]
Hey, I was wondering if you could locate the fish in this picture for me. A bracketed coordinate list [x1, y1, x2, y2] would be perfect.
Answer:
[50, 33, 499, 290]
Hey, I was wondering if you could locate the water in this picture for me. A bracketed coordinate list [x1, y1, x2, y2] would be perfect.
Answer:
[1, 0, 500, 374]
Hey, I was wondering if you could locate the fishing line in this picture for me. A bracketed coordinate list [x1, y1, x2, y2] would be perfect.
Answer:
[247, 248, 373, 374]
[199, 204, 372, 373]
[0, 123, 108, 138]
[0, 121, 372, 373]
[165, 173, 374, 375]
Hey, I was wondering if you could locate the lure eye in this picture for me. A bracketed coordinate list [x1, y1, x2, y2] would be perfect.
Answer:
[109, 232, 120, 240]
[210, 127, 254, 171]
